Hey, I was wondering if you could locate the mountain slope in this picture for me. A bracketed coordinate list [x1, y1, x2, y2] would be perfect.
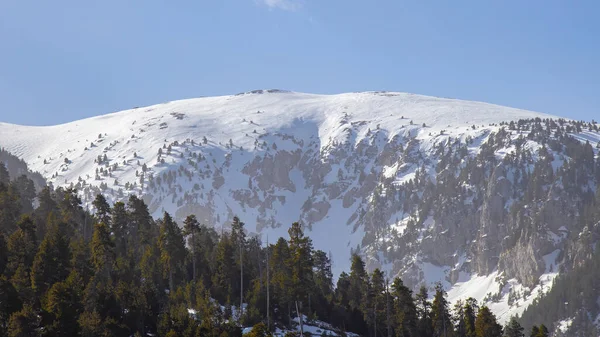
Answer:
[2, 90, 599, 331]
[0, 90, 554, 266]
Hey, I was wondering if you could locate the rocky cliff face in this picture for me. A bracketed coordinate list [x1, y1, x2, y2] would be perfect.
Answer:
[1, 90, 599, 324]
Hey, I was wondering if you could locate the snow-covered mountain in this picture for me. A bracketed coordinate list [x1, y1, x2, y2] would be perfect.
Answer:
[2, 90, 599, 328]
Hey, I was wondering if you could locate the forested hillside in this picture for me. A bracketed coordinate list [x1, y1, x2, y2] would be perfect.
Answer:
[0, 161, 546, 337]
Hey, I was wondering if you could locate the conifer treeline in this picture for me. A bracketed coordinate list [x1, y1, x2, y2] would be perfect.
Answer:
[0, 163, 544, 337]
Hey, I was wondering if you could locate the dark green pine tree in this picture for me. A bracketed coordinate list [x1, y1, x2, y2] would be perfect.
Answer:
[78, 310, 104, 337]
[269, 237, 292, 324]
[43, 274, 83, 337]
[7, 305, 39, 337]
[458, 297, 478, 337]
[110, 201, 128, 256]
[369, 268, 385, 337]
[212, 233, 236, 304]
[127, 195, 154, 249]
[7, 216, 37, 273]
[183, 215, 201, 282]
[0, 276, 22, 336]
[30, 221, 71, 299]
[70, 237, 94, 285]
[6, 216, 37, 302]
[392, 277, 418, 337]
[453, 299, 467, 337]
[286, 222, 314, 319]
[12, 175, 36, 215]
[529, 325, 539, 337]
[503, 317, 524, 337]
[92, 194, 112, 227]
[532, 324, 549, 337]
[158, 212, 186, 291]
[431, 283, 453, 337]
[90, 222, 115, 280]
[348, 254, 369, 311]
[58, 188, 83, 235]
[344, 254, 369, 334]
[416, 285, 434, 337]
[474, 306, 502, 337]
[311, 250, 334, 321]
[33, 187, 57, 239]
[192, 224, 218, 290]
[0, 183, 22, 235]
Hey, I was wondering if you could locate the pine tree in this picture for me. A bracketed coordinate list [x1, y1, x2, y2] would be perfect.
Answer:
[58, 188, 83, 235]
[78, 310, 103, 337]
[92, 194, 111, 227]
[503, 317, 524, 337]
[0, 184, 23, 237]
[90, 222, 115, 279]
[33, 187, 57, 239]
[183, 215, 201, 282]
[269, 237, 292, 325]
[110, 201, 128, 256]
[348, 254, 368, 311]
[7, 305, 39, 337]
[127, 195, 154, 249]
[529, 326, 539, 337]
[453, 299, 467, 337]
[246, 322, 272, 337]
[212, 233, 236, 304]
[0, 276, 22, 336]
[454, 297, 477, 337]
[431, 283, 453, 337]
[10, 265, 32, 307]
[30, 222, 71, 298]
[158, 212, 186, 291]
[369, 269, 385, 337]
[70, 237, 94, 285]
[12, 175, 35, 214]
[44, 277, 82, 337]
[312, 250, 334, 320]
[139, 242, 164, 298]
[416, 285, 434, 337]
[391, 277, 418, 337]
[474, 306, 502, 337]
[6, 216, 37, 278]
[286, 222, 314, 323]
[533, 325, 549, 337]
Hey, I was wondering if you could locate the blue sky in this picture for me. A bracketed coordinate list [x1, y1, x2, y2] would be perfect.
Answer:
[0, 0, 598, 125]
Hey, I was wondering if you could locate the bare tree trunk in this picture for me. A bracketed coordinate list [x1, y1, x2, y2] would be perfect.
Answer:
[240, 241, 244, 322]
[288, 302, 292, 329]
[386, 278, 391, 337]
[374, 304, 377, 337]
[266, 236, 270, 331]
[191, 229, 196, 282]
[296, 300, 304, 337]
[308, 294, 311, 319]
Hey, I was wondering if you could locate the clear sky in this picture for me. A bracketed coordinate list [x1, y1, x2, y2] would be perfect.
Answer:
[1, 0, 598, 125]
